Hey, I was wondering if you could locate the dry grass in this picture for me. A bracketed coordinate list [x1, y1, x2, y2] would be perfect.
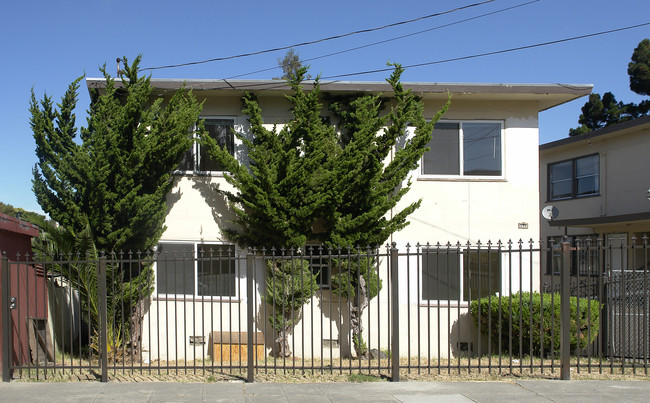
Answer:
[9, 355, 650, 383]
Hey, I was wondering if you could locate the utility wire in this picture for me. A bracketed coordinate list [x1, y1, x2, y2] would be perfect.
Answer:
[139, 0, 494, 72]
[187, 21, 649, 93]
[159, 21, 649, 94]
[224, 0, 540, 80]
[320, 22, 650, 80]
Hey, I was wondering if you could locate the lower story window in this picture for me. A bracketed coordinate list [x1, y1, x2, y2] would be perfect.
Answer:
[305, 246, 330, 288]
[156, 242, 237, 297]
[421, 248, 501, 302]
[546, 236, 600, 276]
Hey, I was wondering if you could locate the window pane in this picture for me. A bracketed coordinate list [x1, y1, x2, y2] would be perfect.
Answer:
[463, 251, 501, 302]
[575, 155, 599, 196]
[576, 175, 598, 196]
[422, 123, 459, 175]
[575, 155, 598, 176]
[157, 243, 195, 295]
[422, 249, 460, 301]
[549, 160, 573, 199]
[463, 123, 501, 176]
[197, 244, 236, 297]
[177, 136, 195, 171]
[306, 246, 330, 288]
[199, 119, 234, 171]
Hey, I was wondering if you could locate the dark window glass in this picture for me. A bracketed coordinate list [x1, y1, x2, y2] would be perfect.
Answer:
[575, 155, 599, 196]
[197, 244, 236, 297]
[549, 160, 573, 200]
[548, 154, 599, 200]
[178, 142, 195, 171]
[156, 243, 195, 295]
[463, 123, 502, 176]
[422, 123, 460, 175]
[199, 119, 234, 171]
[462, 250, 501, 301]
[306, 246, 330, 288]
[422, 249, 461, 301]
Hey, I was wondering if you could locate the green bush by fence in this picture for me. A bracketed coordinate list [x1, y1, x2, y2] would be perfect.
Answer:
[469, 292, 601, 356]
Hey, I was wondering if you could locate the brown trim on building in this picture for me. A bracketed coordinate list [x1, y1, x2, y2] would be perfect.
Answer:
[548, 211, 650, 227]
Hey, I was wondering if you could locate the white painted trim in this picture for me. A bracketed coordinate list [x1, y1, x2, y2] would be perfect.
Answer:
[154, 240, 240, 301]
[419, 120, 505, 181]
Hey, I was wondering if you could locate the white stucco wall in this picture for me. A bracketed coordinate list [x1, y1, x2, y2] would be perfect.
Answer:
[143, 93, 542, 362]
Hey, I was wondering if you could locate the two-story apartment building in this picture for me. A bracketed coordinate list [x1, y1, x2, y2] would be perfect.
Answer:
[540, 115, 650, 282]
[87, 77, 591, 361]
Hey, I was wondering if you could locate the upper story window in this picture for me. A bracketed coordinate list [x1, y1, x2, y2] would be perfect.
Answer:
[178, 118, 235, 173]
[421, 121, 503, 178]
[548, 154, 599, 201]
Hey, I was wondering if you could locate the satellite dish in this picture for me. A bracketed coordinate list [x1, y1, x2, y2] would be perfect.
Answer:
[541, 205, 559, 220]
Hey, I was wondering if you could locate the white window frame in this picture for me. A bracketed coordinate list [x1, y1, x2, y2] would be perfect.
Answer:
[174, 116, 242, 176]
[419, 247, 502, 307]
[154, 241, 239, 301]
[419, 120, 505, 181]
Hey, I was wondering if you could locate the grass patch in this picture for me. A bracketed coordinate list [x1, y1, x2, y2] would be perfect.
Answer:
[347, 373, 384, 382]
[8, 355, 650, 383]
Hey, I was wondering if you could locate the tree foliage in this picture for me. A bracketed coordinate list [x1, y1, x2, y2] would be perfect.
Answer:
[628, 38, 650, 96]
[30, 55, 203, 354]
[31, 55, 202, 253]
[275, 48, 311, 80]
[210, 63, 448, 250]
[209, 63, 448, 357]
[569, 38, 650, 136]
[0, 201, 47, 224]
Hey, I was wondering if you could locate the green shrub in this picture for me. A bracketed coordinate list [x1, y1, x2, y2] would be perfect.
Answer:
[469, 292, 601, 356]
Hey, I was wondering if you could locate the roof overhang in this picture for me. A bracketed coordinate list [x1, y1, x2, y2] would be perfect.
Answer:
[541, 115, 650, 151]
[86, 78, 592, 113]
[548, 211, 650, 230]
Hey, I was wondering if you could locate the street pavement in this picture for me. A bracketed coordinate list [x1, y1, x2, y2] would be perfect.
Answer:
[1, 380, 650, 402]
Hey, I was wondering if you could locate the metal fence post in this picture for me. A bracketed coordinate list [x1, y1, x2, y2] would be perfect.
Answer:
[246, 253, 255, 383]
[1, 255, 11, 382]
[560, 240, 571, 380]
[98, 256, 108, 382]
[390, 243, 400, 382]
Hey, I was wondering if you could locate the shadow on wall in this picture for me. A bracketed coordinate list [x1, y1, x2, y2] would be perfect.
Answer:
[191, 178, 238, 236]
[449, 312, 490, 359]
[254, 287, 351, 359]
[318, 291, 352, 358]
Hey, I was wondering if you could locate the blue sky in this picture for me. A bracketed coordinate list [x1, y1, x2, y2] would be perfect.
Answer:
[1, 0, 648, 214]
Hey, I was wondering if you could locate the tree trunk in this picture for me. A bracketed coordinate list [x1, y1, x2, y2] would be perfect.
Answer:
[350, 276, 369, 358]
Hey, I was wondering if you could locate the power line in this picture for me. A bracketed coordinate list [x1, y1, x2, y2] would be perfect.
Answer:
[197, 21, 649, 94]
[139, 0, 494, 72]
[224, 0, 541, 80]
[321, 22, 650, 80]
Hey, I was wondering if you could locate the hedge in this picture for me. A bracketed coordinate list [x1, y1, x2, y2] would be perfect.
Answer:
[469, 292, 601, 356]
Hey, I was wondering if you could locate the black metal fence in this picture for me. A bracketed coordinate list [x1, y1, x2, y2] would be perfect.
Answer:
[1, 238, 648, 382]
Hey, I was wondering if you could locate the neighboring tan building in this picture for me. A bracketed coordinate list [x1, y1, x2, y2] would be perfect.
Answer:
[540, 115, 650, 284]
[86, 77, 591, 361]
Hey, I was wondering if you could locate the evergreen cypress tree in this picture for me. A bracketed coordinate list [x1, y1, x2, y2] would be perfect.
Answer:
[32, 55, 202, 253]
[209, 63, 448, 358]
[30, 55, 203, 354]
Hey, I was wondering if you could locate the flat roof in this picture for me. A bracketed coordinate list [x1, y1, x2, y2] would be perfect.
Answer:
[541, 114, 650, 151]
[0, 212, 39, 238]
[86, 78, 592, 112]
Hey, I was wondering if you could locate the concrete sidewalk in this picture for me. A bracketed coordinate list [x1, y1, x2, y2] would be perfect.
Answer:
[1, 380, 649, 402]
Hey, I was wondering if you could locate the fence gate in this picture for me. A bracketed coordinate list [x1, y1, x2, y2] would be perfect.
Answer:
[607, 270, 650, 360]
